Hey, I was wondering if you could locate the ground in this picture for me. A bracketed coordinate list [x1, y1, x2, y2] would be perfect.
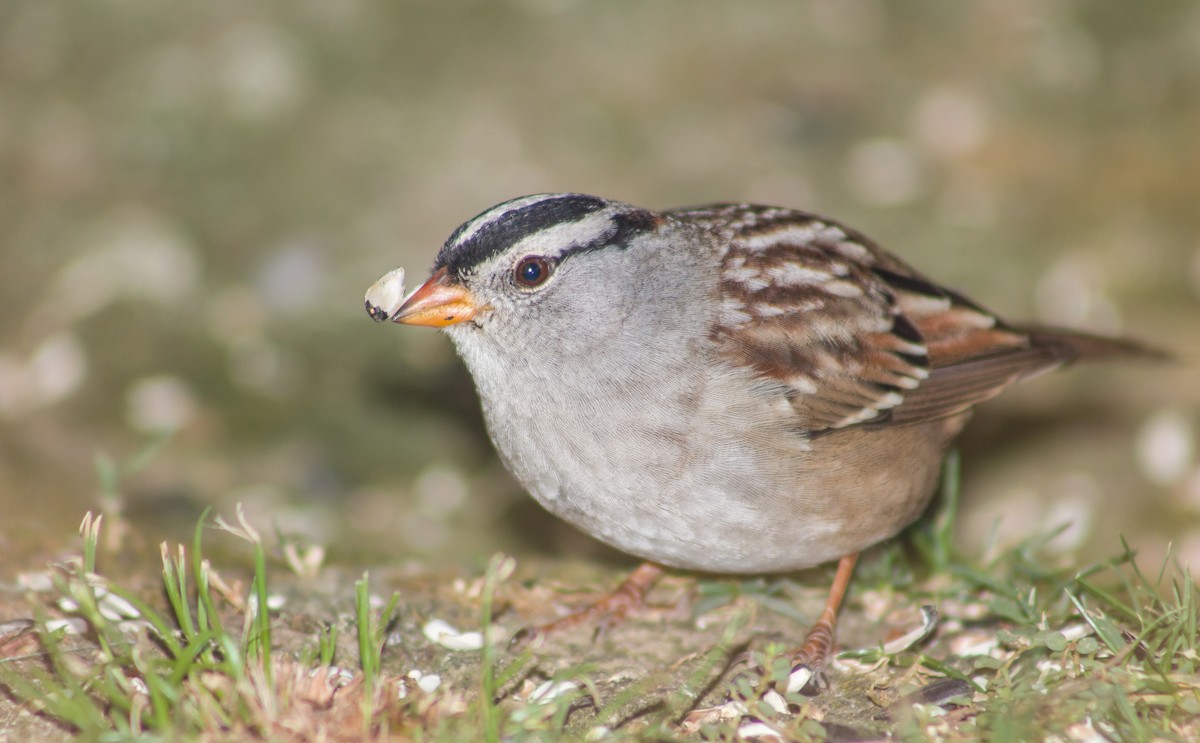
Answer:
[3, 501, 1197, 741]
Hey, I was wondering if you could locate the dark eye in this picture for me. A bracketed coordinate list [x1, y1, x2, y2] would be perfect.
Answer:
[514, 255, 552, 288]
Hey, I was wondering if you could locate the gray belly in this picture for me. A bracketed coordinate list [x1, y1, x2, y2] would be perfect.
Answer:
[459, 321, 962, 575]
[488, 390, 955, 574]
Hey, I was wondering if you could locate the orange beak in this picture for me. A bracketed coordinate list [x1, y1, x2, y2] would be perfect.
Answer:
[393, 267, 482, 327]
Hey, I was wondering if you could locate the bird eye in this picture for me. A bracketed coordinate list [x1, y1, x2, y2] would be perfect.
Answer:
[514, 256, 552, 288]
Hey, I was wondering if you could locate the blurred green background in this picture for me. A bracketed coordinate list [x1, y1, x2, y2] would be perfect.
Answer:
[2, 1, 1198, 571]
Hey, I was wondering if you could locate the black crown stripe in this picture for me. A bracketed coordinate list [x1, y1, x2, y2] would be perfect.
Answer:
[436, 194, 609, 275]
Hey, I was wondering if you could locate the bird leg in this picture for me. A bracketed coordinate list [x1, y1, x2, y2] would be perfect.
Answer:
[511, 562, 664, 648]
[786, 552, 859, 691]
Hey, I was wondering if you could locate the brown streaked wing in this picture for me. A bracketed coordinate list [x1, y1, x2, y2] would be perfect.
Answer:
[869, 269, 1066, 425]
[672, 205, 933, 430]
[670, 204, 1076, 431]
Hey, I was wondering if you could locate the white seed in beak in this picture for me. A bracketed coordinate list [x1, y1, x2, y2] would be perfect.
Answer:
[364, 267, 407, 321]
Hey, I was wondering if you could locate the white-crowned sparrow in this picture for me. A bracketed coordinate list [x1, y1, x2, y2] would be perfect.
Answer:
[367, 193, 1155, 678]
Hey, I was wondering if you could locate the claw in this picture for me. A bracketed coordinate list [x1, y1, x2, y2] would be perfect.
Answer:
[512, 562, 664, 645]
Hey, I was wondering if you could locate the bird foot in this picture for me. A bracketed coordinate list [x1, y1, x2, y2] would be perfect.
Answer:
[509, 562, 664, 650]
[782, 614, 836, 694]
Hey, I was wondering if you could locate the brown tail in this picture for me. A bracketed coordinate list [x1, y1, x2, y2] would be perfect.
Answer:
[1021, 326, 1171, 365]
[885, 325, 1168, 425]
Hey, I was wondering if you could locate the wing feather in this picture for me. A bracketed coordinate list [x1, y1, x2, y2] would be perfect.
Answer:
[670, 204, 1095, 432]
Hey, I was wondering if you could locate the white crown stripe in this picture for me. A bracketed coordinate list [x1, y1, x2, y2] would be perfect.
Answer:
[505, 211, 622, 260]
[449, 194, 566, 249]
